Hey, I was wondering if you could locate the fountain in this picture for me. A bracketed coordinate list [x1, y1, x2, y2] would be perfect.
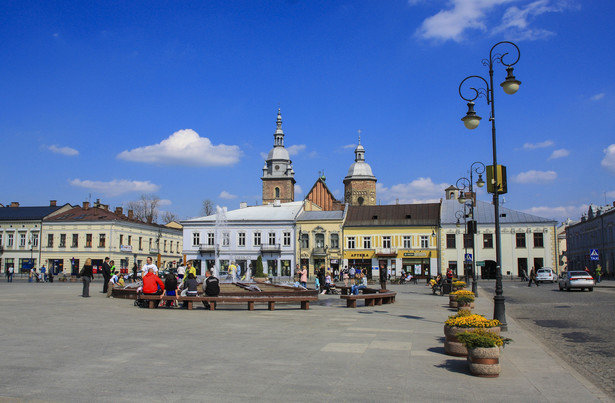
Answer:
[214, 205, 228, 279]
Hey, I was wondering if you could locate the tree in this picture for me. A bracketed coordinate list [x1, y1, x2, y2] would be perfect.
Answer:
[127, 194, 160, 223]
[254, 256, 265, 277]
[201, 199, 215, 216]
[161, 211, 179, 224]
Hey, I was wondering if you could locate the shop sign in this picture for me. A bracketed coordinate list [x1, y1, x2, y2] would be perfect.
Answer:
[330, 259, 339, 264]
[402, 252, 427, 257]
[120, 245, 132, 252]
[344, 251, 374, 259]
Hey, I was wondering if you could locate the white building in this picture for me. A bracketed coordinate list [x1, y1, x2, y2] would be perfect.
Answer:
[441, 189, 558, 279]
[182, 201, 304, 280]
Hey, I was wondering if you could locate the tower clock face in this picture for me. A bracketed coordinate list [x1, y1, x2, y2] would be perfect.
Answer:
[275, 165, 280, 170]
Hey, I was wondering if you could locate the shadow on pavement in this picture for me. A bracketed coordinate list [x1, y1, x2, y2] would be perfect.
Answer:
[435, 359, 469, 375]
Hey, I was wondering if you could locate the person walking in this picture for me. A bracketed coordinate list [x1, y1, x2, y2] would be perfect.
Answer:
[7, 265, 14, 282]
[379, 262, 388, 290]
[299, 266, 308, 288]
[595, 264, 602, 283]
[80, 258, 94, 297]
[132, 263, 138, 283]
[527, 267, 539, 287]
[101, 257, 111, 293]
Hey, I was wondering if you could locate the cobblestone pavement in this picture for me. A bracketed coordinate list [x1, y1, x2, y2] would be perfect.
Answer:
[481, 279, 615, 399]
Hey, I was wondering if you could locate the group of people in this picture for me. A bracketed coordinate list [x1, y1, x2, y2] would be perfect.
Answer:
[294, 262, 389, 295]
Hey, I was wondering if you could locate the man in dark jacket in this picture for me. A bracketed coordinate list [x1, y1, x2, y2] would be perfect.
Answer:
[203, 270, 220, 310]
[379, 262, 387, 290]
[102, 257, 111, 293]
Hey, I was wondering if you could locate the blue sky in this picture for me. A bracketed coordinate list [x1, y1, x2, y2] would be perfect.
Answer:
[1, 0, 613, 223]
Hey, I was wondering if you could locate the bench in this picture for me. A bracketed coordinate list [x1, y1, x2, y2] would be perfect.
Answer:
[340, 291, 397, 308]
[137, 294, 178, 308]
[137, 294, 318, 311]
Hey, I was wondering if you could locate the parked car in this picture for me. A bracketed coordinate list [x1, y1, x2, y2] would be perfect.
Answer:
[536, 268, 557, 283]
[558, 271, 595, 291]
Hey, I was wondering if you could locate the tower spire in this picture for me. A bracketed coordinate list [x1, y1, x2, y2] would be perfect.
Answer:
[274, 108, 284, 146]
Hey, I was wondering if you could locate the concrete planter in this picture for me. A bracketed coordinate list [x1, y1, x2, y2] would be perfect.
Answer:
[443, 326, 501, 357]
[467, 347, 501, 377]
[449, 294, 458, 308]
[457, 302, 475, 312]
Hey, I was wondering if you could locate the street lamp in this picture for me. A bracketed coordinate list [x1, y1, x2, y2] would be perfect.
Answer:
[458, 41, 521, 331]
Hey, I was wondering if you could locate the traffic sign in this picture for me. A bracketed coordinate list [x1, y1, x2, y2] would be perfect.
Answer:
[476, 261, 485, 267]
[464, 253, 473, 263]
[590, 249, 599, 261]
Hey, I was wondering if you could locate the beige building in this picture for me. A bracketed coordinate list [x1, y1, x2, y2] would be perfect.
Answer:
[42, 201, 183, 275]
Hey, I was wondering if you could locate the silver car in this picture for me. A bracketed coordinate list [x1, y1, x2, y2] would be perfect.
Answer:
[558, 271, 595, 292]
[536, 268, 556, 283]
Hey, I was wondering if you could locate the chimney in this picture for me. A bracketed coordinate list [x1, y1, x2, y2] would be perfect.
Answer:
[240, 202, 248, 209]
[50, 200, 57, 207]
[115, 207, 123, 216]
[10, 202, 19, 208]
[83, 201, 90, 209]
[128, 209, 134, 219]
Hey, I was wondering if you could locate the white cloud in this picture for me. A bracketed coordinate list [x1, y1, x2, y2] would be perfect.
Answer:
[606, 190, 615, 199]
[523, 140, 553, 150]
[287, 144, 306, 156]
[377, 177, 449, 204]
[294, 184, 303, 196]
[158, 199, 172, 207]
[602, 144, 615, 174]
[69, 179, 159, 197]
[117, 129, 241, 166]
[413, 0, 573, 42]
[48, 144, 79, 156]
[512, 170, 557, 184]
[590, 92, 605, 101]
[414, 0, 513, 42]
[343, 144, 356, 149]
[219, 191, 237, 200]
[548, 149, 569, 160]
[523, 204, 588, 222]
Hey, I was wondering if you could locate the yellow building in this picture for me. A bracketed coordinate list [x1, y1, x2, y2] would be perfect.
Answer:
[296, 205, 347, 277]
[343, 204, 440, 280]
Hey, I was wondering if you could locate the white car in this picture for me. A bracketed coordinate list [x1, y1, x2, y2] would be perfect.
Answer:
[536, 268, 556, 283]
[558, 271, 595, 292]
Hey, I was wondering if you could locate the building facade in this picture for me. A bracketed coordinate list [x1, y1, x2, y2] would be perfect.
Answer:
[343, 204, 440, 280]
[566, 203, 615, 276]
[0, 201, 72, 274]
[262, 109, 295, 204]
[296, 207, 346, 277]
[43, 202, 183, 275]
[182, 201, 303, 280]
[440, 189, 558, 279]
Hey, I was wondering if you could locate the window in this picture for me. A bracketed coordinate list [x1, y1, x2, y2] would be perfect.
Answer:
[193, 232, 200, 246]
[420, 235, 429, 248]
[463, 234, 473, 249]
[149, 238, 152, 249]
[60, 234, 66, 248]
[119, 234, 123, 247]
[275, 187, 280, 199]
[72, 234, 78, 248]
[403, 235, 412, 248]
[238, 232, 246, 247]
[483, 233, 493, 248]
[300, 233, 309, 248]
[268, 232, 276, 245]
[128, 236, 132, 246]
[347, 236, 356, 249]
[99, 234, 106, 247]
[20, 233, 26, 247]
[86, 234, 92, 248]
[139, 237, 143, 250]
[330, 233, 339, 249]
[383, 236, 391, 249]
[446, 234, 456, 249]
[222, 232, 230, 246]
[254, 232, 261, 246]
[208, 233, 215, 245]
[32, 233, 39, 247]
[163, 240, 167, 252]
[7, 233, 14, 247]
[283, 232, 291, 246]
[516, 233, 526, 248]
[533, 232, 544, 248]
[47, 234, 53, 247]
[315, 233, 325, 248]
[363, 236, 371, 249]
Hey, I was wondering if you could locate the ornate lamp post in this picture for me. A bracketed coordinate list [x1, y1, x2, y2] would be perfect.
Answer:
[458, 41, 521, 331]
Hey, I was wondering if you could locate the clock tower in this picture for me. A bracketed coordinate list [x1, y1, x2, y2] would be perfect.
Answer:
[262, 109, 296, 204]
[343, 135, 377, 206]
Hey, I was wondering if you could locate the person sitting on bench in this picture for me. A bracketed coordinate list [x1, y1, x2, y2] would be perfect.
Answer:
[351, 272, 368, 295]
[143, 267, 165, 295]
[181, 273, 199, 308]
[202, 270, 220, 309]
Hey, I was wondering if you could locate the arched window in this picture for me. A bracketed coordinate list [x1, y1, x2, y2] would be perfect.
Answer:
[275, 187, 280, 199]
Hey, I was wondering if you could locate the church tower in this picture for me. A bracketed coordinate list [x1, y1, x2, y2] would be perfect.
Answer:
[262, 109, 296, 204]
[343, 135, 377, 206]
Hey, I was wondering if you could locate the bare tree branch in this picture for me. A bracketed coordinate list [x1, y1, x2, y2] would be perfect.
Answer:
[201, 199, 215, 216]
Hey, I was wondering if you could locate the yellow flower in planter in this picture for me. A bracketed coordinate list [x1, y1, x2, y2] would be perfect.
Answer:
[452, 281, 466, 288]
[445, 313, 501, 328]
[451, 290, 474, 296]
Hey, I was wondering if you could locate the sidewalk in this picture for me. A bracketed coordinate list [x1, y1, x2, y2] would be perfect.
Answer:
[0, 281, 611, 402]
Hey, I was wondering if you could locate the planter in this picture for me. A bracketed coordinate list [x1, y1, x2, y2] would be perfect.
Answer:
[443, 326, 501, 357]
[253, 277, 268, 284]
[457, 302, 475, 312]
[448, 294, 458, 308]
[467, 347, 501, 377]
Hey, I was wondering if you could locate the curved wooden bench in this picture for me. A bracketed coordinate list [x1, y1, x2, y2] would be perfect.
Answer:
[137, 294, 318, 311]
[340, 291, 397, 308]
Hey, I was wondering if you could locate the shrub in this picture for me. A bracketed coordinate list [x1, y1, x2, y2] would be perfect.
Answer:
[254, 256, 265, 277]
[457, 329, 512, 348]
[452, 281, 466, 287]
[456, 294, 475, 303]
[451, 290, 474, 296]
[445, 313, 500, 328]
